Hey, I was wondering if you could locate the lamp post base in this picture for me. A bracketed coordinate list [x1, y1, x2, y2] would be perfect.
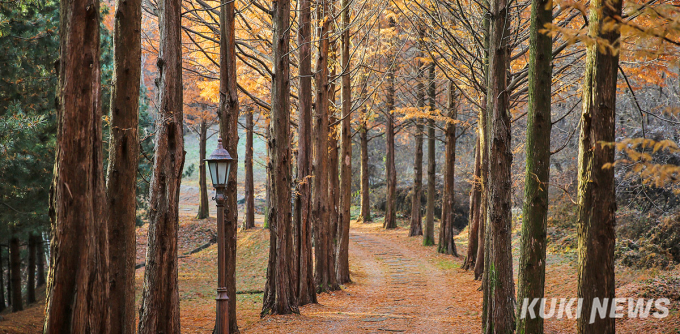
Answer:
[216, 287, 230, 334]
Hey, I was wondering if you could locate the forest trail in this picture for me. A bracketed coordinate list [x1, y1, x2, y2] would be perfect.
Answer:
[243, 223, 482, 333]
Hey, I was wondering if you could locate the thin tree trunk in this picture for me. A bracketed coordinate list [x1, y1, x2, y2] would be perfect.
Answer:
[359, 106, 372, 222]
[0, 247, 5, 312]
[576, 0, 621, 332]
[36, 235, 45, 287]
[336, 0, 352, 283]
[218, 0, 240, 328]
[409, 28, 425, 237]
[5, 251, 10, 308]
[483, 0, 515, 328]
[383, 16, 397, 230]
[137, 0, 184, 330]
[423, 63, 436, 246]
[264, 123, 271, 229]
[294, 0, 316, 305]
[327, 47, 340, 291]
[438, 82, 458, 256]
[45, 0, 109, 329]
[244, 110, 255, 229]
[516, 0, 552, 330]
[106, 0, 142, 329]
[10, 237, 22, 312]
[262, 0, 297, 316]
[313, 0, 333, 291]
[462, 138, 481, 270]
[197, 120, 210, 219]
[27, 235, 36, 303]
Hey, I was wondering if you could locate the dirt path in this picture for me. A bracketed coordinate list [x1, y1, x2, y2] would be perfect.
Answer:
[243, 223, 482, 333]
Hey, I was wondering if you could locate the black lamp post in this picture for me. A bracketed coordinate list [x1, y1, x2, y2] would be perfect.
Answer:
[205, 138, 235, 334]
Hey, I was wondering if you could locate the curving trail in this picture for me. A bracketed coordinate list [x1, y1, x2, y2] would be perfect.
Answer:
[243, 222, 482, 333]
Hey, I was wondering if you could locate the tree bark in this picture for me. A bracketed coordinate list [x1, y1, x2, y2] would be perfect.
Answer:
[409, 28, 425, 237]
[262, 0, 297, 316]
[438, 82, 458, 256]
[244, 110, 255, 229]
[516, 0, 552, 331]
[197, 120, 210, 219]
[45, 0, 109, 329]
[36, 235, 45, 287]
[313, 0, 334, 291]
[294, 0, 316, 305]
[462, 138, 481, 270]
[0, 247, 5, 312]
[483, 0, 515, 328]
[336, 0, 352, 283]
[359, 106, 372, 222]
[576, 0, 621, 332]
[328, 59, 340, 291]
[383, 16, 397, 230]
[10, 237, 22, 312]
[218, 0, 240, 328]
[27, 234, 36, 304]
[423, 63, 436, 246]
[137, 0, 184, 330]
[106, 0, 142, 329]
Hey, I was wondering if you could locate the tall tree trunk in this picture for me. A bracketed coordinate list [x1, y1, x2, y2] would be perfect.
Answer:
[10, 237, 22, 312]
[576, 0, 621, 332]
[294, 0, 316, 305]
[359, 106, 372, 222]
[218, 0, 240, 328]
[262, 0, 297, 315]
[423, 63, 436, 246]
[0, 247, 5, 312]
[336, 0, 352, 283]
[516, 0, 552, 331]
[313, 0, 333, 291]
[409, 28, 425, 237]
[483, 0, 515, 328]
[36, 235, 45, 287]
[474, 0, 491, 282]
[462, 138, 481, 270]
[244, 110, 255, 229]
[45, 0, 109, 329]
[27, 235, 36, 304]
[197, 120, 210, 219]
[137, 0, 184, 330]
[438, 82, 458, 256]
[383, 16, 397, 230]
[264, 123, 271, 229]
[328, 58, 340, 291]
[5, 251, 10, 308]
[107, 0, 142, 329]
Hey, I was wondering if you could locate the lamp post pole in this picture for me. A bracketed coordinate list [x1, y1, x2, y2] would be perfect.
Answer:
[215, 186, 229, 334]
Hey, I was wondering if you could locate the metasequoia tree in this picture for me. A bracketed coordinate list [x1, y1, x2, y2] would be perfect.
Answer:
[262, 0, 298, 315]
[516, 0, 552, 330]
[423, 63, 436, 246]
[409, 27, 425, 237]
[44, 0, 110, 330]
[106, 0, 142, 330]
[483, 0, 515, 329]
[576, 0, 622, 332]
[294, 0, 317, 305]
[137, 0, 185, 330]
[438, 81, 458, 256]
[313, 0, 335, 291]
[462, 139, 481, 269]
[218, 0, 240, 329]
[383, 15, 398, 229]
[327, 54, 340, 291]
[336, 0, 352, 283]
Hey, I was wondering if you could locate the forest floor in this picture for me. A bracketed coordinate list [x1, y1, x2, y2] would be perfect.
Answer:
[2, 185, 679, 333]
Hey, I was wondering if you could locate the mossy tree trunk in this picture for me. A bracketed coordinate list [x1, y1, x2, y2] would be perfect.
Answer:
[462, 138, 481, 270]
[438, 82, 458, 256]
[576, 0, 621, 332]
[516, 0, 553, 331]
